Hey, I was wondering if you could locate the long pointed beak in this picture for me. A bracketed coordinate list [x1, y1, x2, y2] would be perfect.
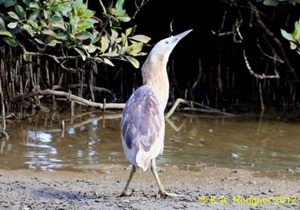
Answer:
[173, 29, 193, 41]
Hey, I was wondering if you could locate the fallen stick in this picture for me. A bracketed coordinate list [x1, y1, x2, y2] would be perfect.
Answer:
[11, 89, 125, 110]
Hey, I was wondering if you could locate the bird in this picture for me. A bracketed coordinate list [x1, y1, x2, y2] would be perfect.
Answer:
[120, 29, 193, 197]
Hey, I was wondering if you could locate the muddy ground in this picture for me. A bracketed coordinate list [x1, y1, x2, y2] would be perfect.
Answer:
[0, 164, 299, 210]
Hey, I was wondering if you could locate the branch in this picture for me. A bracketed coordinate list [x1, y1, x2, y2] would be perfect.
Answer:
[0, 77, 9, 140]
[248, 2, 298, 81]
[243, 50, 280, 79]
[18, 42, 83, 72]
[99, 0, 107, 14]
[11, 89, 125, 110]
[67, 84, 113, 95]
[165, 98, 234, 118]
[257, 36, 284, 64]
[211, 10, 243, 44]
[166, 98, 189, 118]
[132, 0, 150, 19]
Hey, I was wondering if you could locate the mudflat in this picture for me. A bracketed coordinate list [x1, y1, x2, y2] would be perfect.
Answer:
[0, 164, 299, 210]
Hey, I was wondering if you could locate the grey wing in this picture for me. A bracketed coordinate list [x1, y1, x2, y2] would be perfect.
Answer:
[121, 86, 163, 152]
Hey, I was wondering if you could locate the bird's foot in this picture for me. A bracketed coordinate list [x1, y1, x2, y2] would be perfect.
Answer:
[119, 189, 134, 197]
[157, 190, 184, 198]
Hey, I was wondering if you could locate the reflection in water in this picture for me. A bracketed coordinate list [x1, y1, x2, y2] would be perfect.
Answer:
[0, 110, 300, 180]
[25, 130, 59, 171]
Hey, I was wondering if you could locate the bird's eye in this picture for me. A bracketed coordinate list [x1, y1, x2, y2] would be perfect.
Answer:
[165, 41, 169, 44]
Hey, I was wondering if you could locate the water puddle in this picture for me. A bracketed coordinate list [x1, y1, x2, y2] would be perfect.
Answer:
[1, 110, 299, 180]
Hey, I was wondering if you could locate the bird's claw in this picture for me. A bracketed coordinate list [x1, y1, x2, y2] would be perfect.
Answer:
[119, 189, 133, 197]
[157, 190, 184, 198]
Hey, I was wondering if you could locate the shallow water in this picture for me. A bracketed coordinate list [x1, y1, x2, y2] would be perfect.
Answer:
[1, 110, 299, 180]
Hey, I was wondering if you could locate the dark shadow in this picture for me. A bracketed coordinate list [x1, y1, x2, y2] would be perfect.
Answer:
[31, 187, 99, 200]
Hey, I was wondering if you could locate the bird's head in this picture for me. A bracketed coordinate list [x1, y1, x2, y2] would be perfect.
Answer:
[149, 29, 193, 60]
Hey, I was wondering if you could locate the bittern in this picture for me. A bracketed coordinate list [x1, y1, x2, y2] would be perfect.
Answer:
[120, 29, 193, 197]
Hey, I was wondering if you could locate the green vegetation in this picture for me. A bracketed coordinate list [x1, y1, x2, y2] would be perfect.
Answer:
[0, 0, 151, 68]
[262, 0, 300, 56]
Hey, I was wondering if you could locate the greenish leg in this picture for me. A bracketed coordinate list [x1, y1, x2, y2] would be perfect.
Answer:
[120, 165, 136, 196]
[151, 158, 184, 197]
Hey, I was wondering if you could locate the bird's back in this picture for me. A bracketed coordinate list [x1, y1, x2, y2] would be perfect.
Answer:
[121, 85, 165, 171]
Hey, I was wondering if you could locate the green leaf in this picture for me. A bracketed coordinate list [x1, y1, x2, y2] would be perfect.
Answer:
[130, 35, 151, 44]
[28, 10, 40, 21]
[15, 5, 26, 19]
[290, 41, 297, 50]
[293, 20, 300, 41]
[29, 2, 39, 9]
[7, 21, 18, 29]
[125, 56, 140, 68]
[100, 34, 109, 52]
[46, 39, 60, 47]
[116, 37, 122, 43]
[28, 20, 38, 30]
[116, 0, 125, 13]
[3, 37, 18, 47]
[58, 4, 72, 17]
[117, 15, 131, 22]
[74, 47, 87, 61]
[127, 42, 143, 55]
[263, 0, 279, 6]
[75, 31, 92, 40]
[0, 30, 13, 37]
[281, 29, 293, 42]
[22, 0, 30, 7]
[7, 11, 20, 21]
[110, 29, 118, 42]
[102, 51, 119, 57]
[93, 57, 103, 63]
[90, 34, 100, 44]
[4, 0, 16, 7]
[52, 14, 66, 30]
[22, 24, 35, 36]
[83, 44, 98, 53]
[42, 29, 55, 36]
[78, 19, 98, 31]
[56, 32, 68, 40]
[34, 38, 45, 45]
[80, 9, 95, 18]
[121, 33, 127, 46]
[43, 10, 48, 19]
[125, 27, 132, 36]
[0, 17, 6, 29]
[103, 57, 115, 66]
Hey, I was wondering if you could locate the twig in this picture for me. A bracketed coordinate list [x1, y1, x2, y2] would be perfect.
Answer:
[132, 0, 150, 19]
[99, 0, 107, 14]
[165, 98, 234, 119]
[190, 59, 202, 91]
[18, 42, 84, 73]
[257, 37, 284, 63]
[248, 1, 298, 81]
[211, 10, 243, 44]
[169, 20, 174, 37]
[259, 83, 265, 111]
[166, 98, 189, 119]
[0, 77, 9, 140]
[243, 50, 279, 79]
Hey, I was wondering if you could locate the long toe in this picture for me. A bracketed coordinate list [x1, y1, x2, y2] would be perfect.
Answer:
[157, 190, 184, 198]
[120, 189, 133, 197]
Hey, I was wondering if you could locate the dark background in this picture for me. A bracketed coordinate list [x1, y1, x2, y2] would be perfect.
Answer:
[91, 0, 300, 115]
